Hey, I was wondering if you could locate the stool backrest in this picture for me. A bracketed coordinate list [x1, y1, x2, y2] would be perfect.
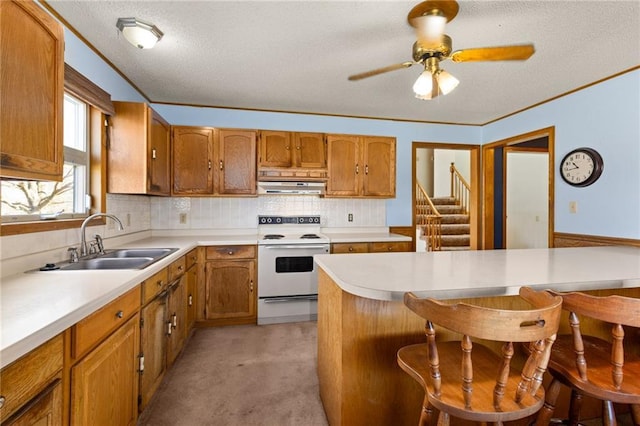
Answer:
[547, 290, 640, 388]
[403, 286, 562, 409]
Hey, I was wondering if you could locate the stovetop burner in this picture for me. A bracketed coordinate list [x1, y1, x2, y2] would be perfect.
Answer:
[263, 234, 285, 240]
[300, 234, 320, 239]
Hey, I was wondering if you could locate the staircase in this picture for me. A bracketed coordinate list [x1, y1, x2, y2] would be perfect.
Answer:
[429, 197, 470, 251]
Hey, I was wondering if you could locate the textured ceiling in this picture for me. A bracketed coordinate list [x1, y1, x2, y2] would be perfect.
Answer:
[46, 1, 640, 125]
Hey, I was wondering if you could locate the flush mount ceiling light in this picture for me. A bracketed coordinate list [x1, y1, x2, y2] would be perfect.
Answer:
[116, 17, 163, 49]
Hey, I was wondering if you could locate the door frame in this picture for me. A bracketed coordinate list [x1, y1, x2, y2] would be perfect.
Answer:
[482, 126, 555, 249]
[412, 142, 481, 251]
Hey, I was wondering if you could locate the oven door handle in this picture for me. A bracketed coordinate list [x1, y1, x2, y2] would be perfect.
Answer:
[262, 295, 318, 303]
[261, 245, 329, 250]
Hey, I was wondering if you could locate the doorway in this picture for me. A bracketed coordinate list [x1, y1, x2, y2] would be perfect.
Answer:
[412, 142, 481, 251]
[482, 127, 555, 249]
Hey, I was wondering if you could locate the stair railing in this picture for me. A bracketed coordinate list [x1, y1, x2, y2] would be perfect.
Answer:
[450, 162, 470, 215]
[416, 182, 442, 251]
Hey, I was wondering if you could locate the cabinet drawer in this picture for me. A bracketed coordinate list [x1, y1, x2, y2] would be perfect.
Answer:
[206, 245, 256, 260]
[185, 248, 198, 270]
[0, 334, 63, 421]
[141, 268, 168, 306]
[168, 256, 186, 282]
[369, 241, 411, 253]
[331, 243, 369, 254]
[72, 286, 140, 359]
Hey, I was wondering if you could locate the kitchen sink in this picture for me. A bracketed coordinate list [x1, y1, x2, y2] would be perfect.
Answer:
[101, 248, 178, 259]
[60, 257, 155, 270]
[48, 247, 179, 271]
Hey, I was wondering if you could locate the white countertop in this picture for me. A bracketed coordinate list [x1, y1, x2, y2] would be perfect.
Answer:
[315, 246, 640, 301]
[0, 231, 408, 369]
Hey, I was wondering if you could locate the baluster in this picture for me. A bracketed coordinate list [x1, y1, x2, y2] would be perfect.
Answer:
[611, 324, 624, 389]
[493, 341, 513, 409]
[531, 334, 556, 394]
[461, 335, 473, 409]
[569, 312, 588, 380]
[517, 339, 544, 403]
[425, 321, 441, 397]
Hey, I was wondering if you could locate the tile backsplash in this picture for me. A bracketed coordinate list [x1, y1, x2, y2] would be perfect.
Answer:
[1, 194, 386, 276]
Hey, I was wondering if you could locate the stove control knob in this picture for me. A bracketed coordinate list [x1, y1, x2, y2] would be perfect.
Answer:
[276, 217, 281, 223]
[266, 218, 272, 223]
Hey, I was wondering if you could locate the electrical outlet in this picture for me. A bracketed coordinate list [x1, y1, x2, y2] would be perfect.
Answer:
[348, 213, 353, 222]
[569, 201, 577, 214]
[179, 213, 187, 224]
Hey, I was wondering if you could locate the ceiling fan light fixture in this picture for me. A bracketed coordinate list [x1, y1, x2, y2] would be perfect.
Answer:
[435, 69, 459, 95]
[116, 17, 163, 49]
[413, 69, 434, 97]
[414, 13, 447, 42]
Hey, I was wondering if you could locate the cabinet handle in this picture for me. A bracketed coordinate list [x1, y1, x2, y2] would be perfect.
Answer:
[152, 148, 157, 159]
[192, 256, 197, 262]
[0, 395, 5, 409]
[172, 313, 177, 328]
[388, 246, 393, 251]
[188, 294, 193, 306]
[296, 145, 301, 150]
[365, 165, 369, 175]
[219, 160, 223, 170]
[348, 246, 354, 252]
[167, 321, 173, 335]
[250, 281, 254, 292]
[208, 160, 212, 170]
[157, 280, 164, 287]
[227, 250, 234, 255]
[355, 164, 359, 174]
[139, 355, 145, 373]
[285, 145, 290, 150]
[116, 310, 124, 319]
[178, 265, 183, 271]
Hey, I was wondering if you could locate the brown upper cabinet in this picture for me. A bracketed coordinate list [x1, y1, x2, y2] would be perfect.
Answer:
[0, 0, 64, 181]
[258, 131, 327, 180]
[326, 135, 396, 197]
[109, 102, 171, 195]
[172, 127, 257, 196]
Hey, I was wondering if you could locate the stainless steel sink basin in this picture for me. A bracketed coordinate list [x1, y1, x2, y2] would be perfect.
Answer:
[60, 257, 155, 270]
[101, 248, 178, 259]
[50, 247, 179, 271]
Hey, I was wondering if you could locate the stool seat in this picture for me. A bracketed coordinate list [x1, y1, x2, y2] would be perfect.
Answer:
[398, 342, 545, 423]
[548, 335, 640, 404]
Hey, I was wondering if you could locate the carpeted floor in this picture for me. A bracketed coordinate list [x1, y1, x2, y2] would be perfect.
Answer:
[137, 321, 328, 426]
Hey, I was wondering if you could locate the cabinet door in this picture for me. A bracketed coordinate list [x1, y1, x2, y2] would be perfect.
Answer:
[2, 379, 62, 426]
[326, 135, 361, 196]
[205, 260, 256, 320]
[172, 127, 214, 195]
[166, 277, 187, 367]
[362, 136, 396, 197]
[294, 132, 326, 169]
[0, 0, 64, 181]
[71, 314, 139, 426]
[186, 264, 198, 331]
[259, 131, 292, 167]
[216, 129, 256, 195]
[139, 294, 167, 412]
[147, 109, 171, 195]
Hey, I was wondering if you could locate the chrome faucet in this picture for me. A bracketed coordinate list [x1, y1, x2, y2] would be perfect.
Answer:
[80, 213, 124, 257]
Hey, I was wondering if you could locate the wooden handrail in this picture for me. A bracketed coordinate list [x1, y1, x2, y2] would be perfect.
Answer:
[450, 162, 470, 215]
[416, 182, 442, 251]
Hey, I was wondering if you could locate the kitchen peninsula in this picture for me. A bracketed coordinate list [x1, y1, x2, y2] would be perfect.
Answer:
[314, 246, 640, 426]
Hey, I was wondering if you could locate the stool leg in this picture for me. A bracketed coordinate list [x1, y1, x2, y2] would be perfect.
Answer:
[631, 404, 640, 425]
[568, 390, 583, 426]
[536, 378, 561, 426]
[602, 400, 617, 426]
[436, 411, 449, 426]
[419, 397, 434, 426]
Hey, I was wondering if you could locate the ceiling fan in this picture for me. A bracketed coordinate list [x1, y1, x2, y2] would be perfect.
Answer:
[348, 0, 535, 99]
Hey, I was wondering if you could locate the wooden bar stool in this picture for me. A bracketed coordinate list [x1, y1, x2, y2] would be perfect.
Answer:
[535, 291, 640, 426]
[397, 287, 563, 426]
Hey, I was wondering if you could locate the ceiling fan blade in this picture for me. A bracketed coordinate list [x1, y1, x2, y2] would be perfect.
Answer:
[450, 44, 535, 63]
[348, 61, 415, 81]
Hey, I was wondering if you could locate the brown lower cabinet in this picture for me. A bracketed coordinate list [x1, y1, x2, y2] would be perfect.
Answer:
[331, 241, 411, 254]
[202, 245, 257, 326]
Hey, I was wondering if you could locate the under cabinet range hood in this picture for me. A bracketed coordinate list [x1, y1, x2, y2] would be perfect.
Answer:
[257, 181, 325, 195]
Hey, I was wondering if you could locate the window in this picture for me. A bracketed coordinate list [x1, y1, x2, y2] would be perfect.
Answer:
[1, 94, 90, 222]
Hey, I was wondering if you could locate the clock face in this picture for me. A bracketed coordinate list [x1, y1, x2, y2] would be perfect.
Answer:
[560, 148, 603, 187]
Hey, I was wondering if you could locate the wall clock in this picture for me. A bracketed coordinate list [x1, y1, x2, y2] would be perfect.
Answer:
[560, 147, 604, 187]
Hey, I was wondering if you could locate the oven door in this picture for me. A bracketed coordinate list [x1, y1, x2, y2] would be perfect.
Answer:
[257, 244, 329, 298]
